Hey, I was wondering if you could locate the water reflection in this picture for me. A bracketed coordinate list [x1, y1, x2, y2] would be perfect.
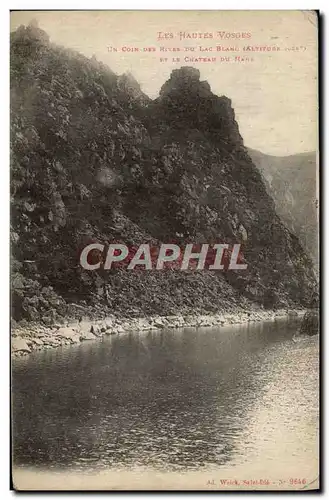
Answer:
[12, 317, 318, 472]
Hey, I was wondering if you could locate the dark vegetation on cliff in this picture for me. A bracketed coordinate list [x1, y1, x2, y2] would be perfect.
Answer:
[10, 23, 316, 324]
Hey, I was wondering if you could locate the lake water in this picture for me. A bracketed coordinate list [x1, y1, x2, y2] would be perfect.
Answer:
[12, 317, 319, 488]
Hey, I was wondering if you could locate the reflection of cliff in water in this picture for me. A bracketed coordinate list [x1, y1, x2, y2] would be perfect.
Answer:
[13, 318, 307, 471]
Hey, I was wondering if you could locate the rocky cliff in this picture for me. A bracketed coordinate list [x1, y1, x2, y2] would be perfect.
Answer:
[10, 24, 316, 324]
[249, 148, 318, 267]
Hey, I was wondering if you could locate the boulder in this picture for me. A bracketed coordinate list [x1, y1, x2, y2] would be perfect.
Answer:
[56, 327, 80, 343]
[79, 331, 96, 341]
[12, 336, 31, 353]
[153, 320, 165, 328]
[31, 337, 44, 346]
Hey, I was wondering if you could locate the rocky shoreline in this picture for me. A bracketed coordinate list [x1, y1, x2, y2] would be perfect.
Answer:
[11, 308, 305, 358]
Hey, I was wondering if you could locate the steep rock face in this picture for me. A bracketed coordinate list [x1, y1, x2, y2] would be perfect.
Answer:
[249, 148, 318, 267]
[135, 67, 316, 306]
[10, 25, 316, 322]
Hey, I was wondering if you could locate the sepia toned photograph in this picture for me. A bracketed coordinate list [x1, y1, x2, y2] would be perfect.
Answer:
[10, 10, 319, 491]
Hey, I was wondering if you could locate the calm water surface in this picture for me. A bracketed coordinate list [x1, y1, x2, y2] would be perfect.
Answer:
[12, 318, 319, 473]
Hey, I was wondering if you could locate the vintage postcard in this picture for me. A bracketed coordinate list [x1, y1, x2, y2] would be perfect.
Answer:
[10, 10, 319, 491]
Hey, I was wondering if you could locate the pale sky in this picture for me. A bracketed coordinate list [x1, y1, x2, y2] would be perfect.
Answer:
[10, 10, 318, 155]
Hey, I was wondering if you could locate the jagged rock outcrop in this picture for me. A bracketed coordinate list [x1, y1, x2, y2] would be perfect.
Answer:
[117, 72, 151, 106]
[10, 24, 316, 323]
[149, 66, 244, 149]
